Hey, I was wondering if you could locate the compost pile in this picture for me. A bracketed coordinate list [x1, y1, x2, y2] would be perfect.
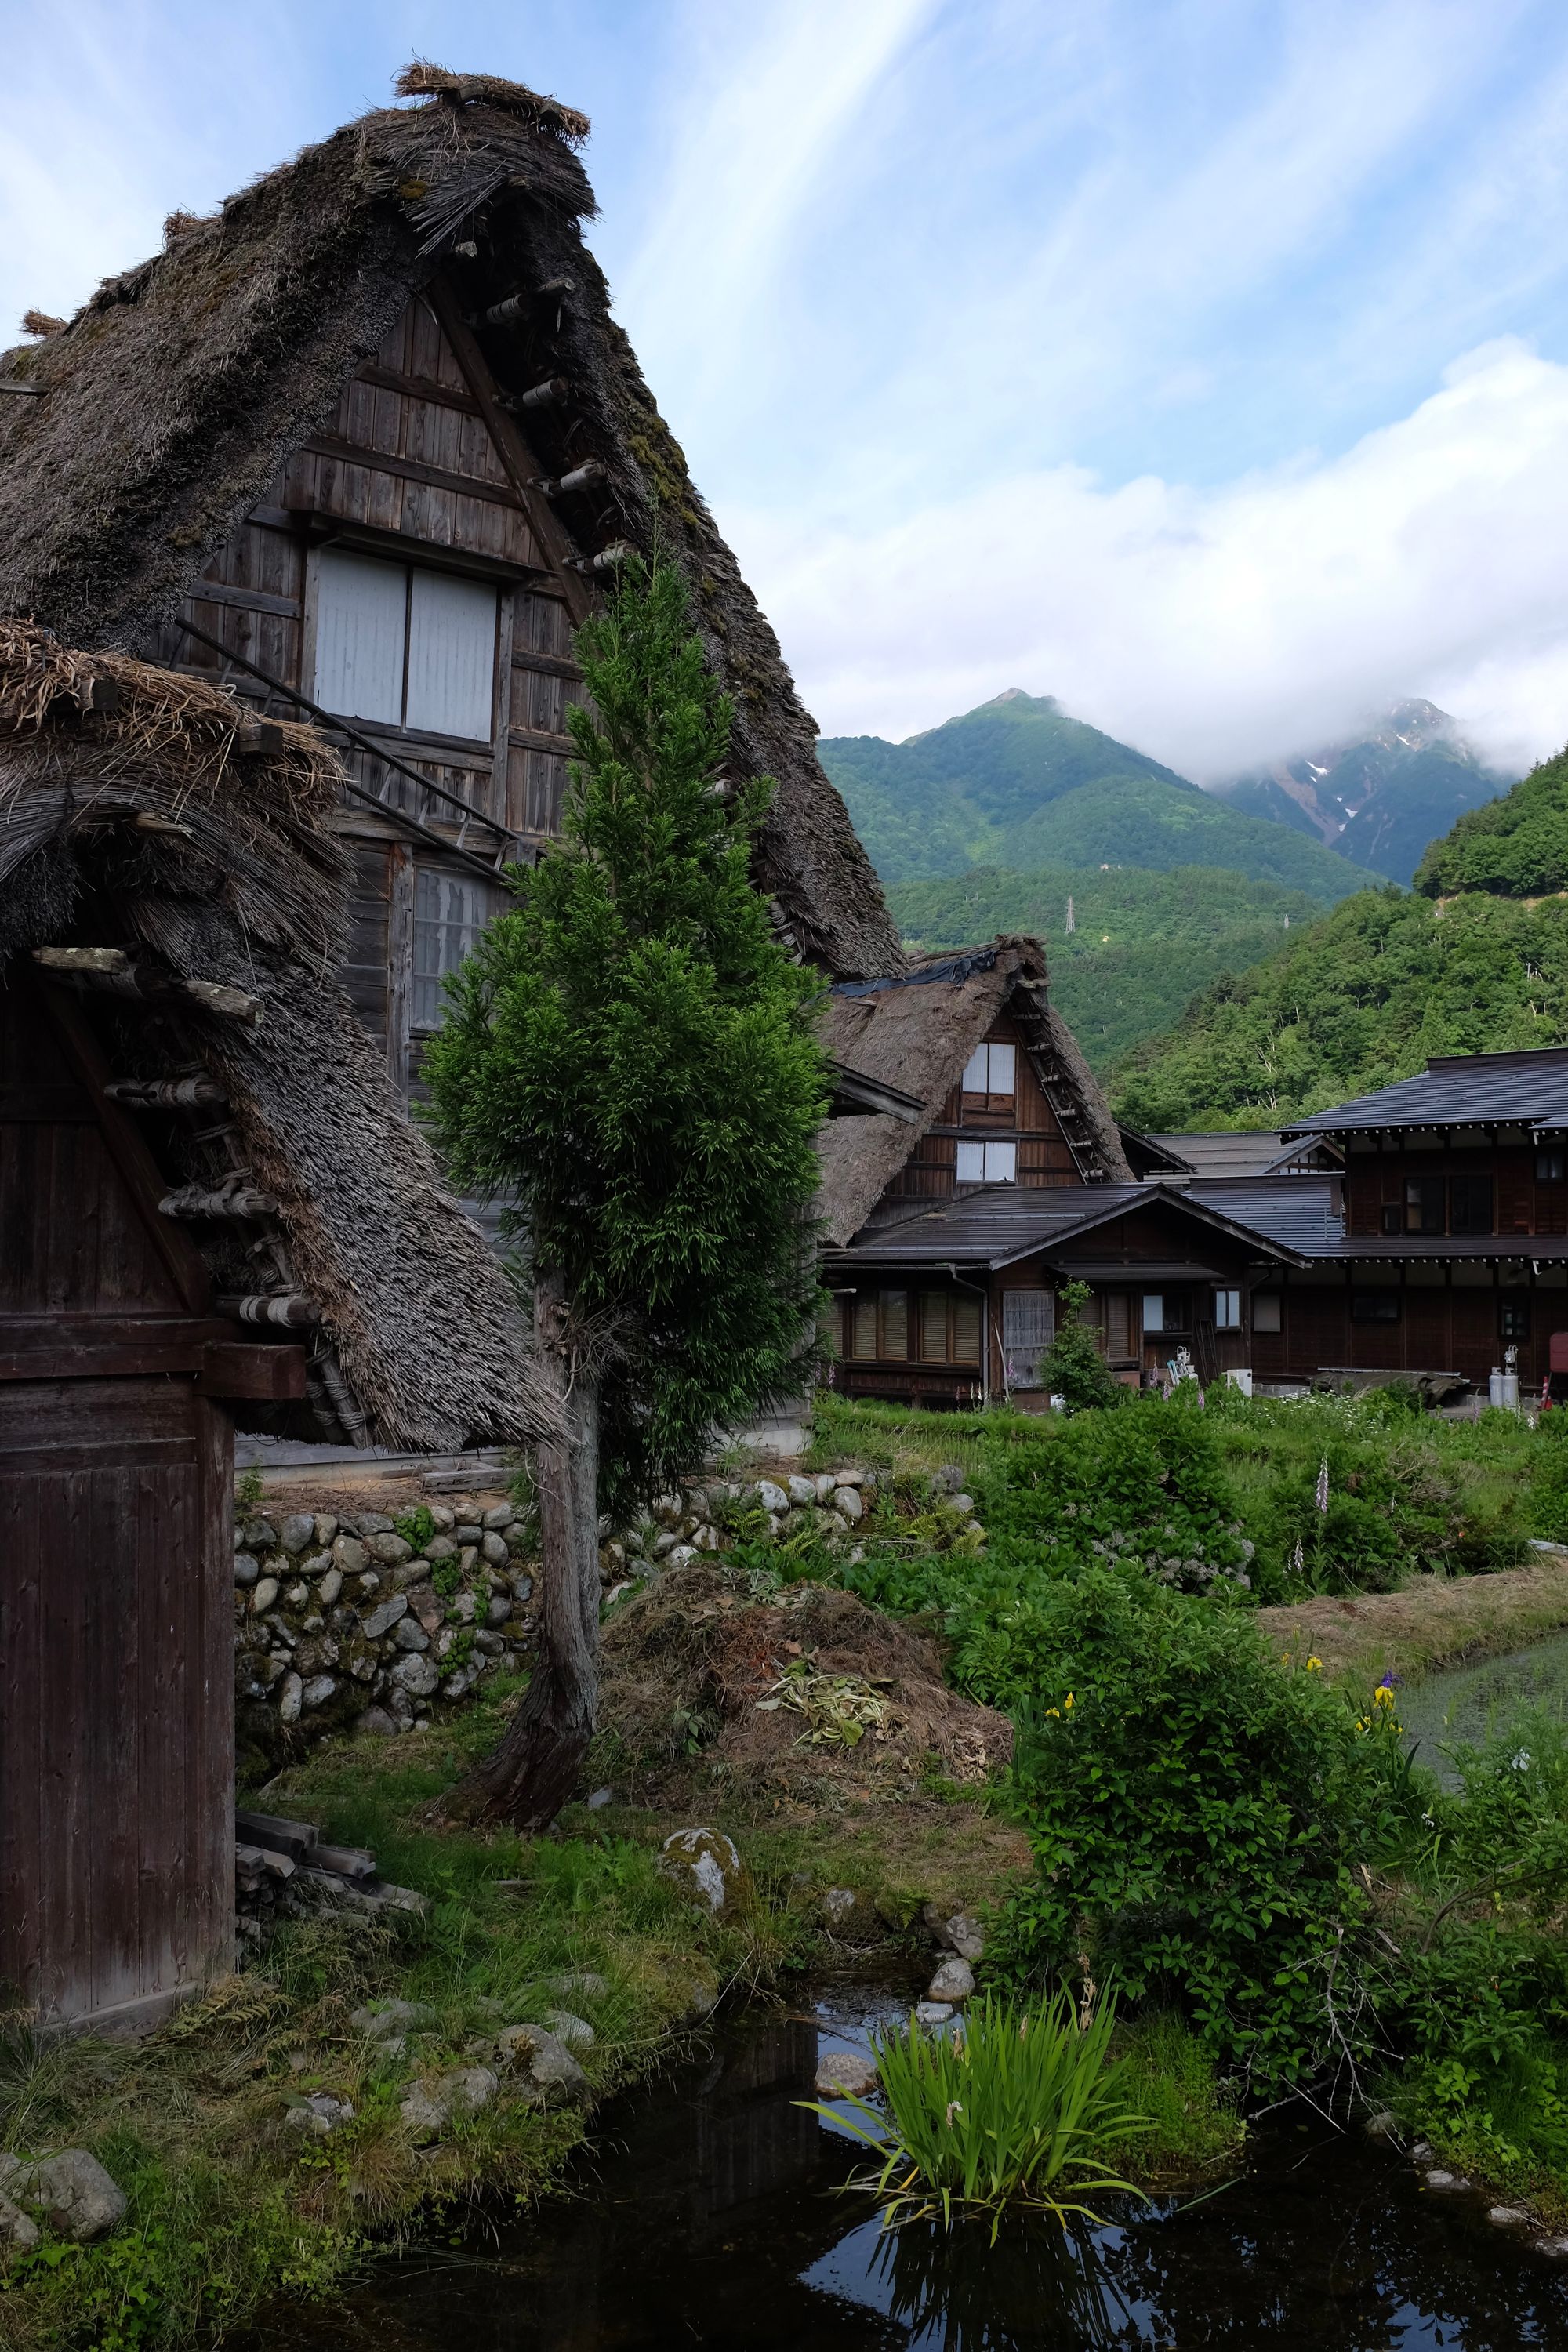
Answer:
[596, 1562, 1012, 1802]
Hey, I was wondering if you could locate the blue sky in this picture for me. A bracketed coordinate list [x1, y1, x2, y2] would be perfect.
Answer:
[6, 0, 1568, 775]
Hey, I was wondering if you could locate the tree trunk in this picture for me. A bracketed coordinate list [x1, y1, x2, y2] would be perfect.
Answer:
[451, 1275, 601, 1830]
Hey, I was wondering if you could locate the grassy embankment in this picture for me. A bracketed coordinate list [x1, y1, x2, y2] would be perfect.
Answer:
[810, 1387, 1568, 2224]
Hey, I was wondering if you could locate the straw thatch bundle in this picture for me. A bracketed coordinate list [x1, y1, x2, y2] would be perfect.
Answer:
[0, 625, 559, 1454]
[814, 937, 1134, 1246]
[0, 64, 900, 982]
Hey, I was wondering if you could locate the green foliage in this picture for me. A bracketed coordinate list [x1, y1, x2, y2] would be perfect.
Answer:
[818, 691, 1367, 898]
[983, 1573, 1378, 2089]
[1415, 742, 1568, 898]
[888, 860, 1332, 1071]
[420, 561, 831, 1508]
[393, 1504, 436, 1554]
[1033, 1280, 1123, 1411]
[1110, 884, 1568, 1131]
[811, 1990, 1149, 2233]
[1203, 1384, 1529, 1595]
[235, 1467, 264, 1516]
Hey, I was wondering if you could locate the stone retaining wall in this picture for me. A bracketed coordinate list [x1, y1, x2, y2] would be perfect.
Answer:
[235, 1461, 974, 1766]
[234, 1499, 537, 1766]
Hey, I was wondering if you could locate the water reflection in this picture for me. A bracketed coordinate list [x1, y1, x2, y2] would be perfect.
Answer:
[241, 1999, 1568, 2352]
[1399, 1630, 1568, 1788]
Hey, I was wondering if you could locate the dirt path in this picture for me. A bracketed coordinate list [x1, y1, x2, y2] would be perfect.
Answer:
[1260, 1549, 1568, 1682]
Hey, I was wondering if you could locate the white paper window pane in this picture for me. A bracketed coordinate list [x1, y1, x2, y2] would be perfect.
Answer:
[1142, 1294, 1164, 1334]
[961, 1047, 989, 1093]
[405, 569, 498, 739]
[413, 868, 498, 1029]
[956, 1141, 985, 1182]
[984, 1142, 1017, 1183]
[314, 549, 405, 723]
[1214, 1288, 1242, 1330]
[987, 1044, 1016, 1094]
[1001, 1289, 1054, 1387]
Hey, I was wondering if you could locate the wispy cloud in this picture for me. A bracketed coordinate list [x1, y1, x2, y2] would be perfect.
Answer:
[3, 0, 1567, 778]
[726, 338, 1568, 776]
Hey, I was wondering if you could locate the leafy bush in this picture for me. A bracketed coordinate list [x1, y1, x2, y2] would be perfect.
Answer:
[1033, 1280, 1123, 1412]
[813, 1991, 1148, 2233]
[982, 1572, 1379, 2090]
[974, 1392, 1252, 1594]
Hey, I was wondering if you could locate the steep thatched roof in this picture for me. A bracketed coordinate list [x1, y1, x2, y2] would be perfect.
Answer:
[0, 622, 559, 1454]
[814, 935, 1133, 1246]
[0, 66, 902, 981]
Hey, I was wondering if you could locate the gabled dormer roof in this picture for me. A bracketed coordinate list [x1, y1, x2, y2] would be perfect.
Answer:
[0, 64, 902, 981]
[814, 935, 1134, 1246]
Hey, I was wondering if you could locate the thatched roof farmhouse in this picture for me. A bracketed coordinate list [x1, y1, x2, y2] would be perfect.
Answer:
[0, 63, 902, 1021]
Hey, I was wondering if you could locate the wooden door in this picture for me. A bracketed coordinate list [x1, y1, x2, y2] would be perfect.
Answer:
[0, 1378, 231, 2030]
[0, 973, 238, 2031]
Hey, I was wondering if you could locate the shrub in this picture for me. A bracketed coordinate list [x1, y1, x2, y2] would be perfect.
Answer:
[983, 1572, 1374, 2090]
[813, 1991, 1148, 2234]
[1033, 1281, 1123, 1413]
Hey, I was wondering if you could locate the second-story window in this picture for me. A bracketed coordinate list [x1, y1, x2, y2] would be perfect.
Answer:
[960, 1042, 1016, 1105]
[1450, 1174, 1494, 1235]
[313, 548, 499, 741]
[412, 869, 504, 1030]
[956, 1139, 1017, 1184]
[1403, 1177, 1446, 1234]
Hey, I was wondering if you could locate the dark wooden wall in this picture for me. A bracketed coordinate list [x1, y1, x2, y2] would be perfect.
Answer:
[145, 286, 590, 1109]
[0, 979, 235, 2030]
[881, 1012, 1081, 1206]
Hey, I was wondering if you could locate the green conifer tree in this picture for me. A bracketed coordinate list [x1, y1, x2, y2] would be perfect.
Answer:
[423, 560, 829, 1824]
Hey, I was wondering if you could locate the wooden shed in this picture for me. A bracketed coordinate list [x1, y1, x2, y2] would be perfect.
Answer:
[0, 627, 559, 2031]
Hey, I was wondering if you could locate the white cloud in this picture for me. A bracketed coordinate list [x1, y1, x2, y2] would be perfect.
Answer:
[724, 337, 1568, 778]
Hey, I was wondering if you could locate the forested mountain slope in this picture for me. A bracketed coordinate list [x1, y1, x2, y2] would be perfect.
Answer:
[820, 691, 1370, 898]
[887, 862, 1324, 1072]
[1415, 743, 1568, 897]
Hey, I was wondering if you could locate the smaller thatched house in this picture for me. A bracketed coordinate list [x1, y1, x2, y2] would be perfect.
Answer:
[0, 622, 558, 2033]
[815, 935, 1308, 1403]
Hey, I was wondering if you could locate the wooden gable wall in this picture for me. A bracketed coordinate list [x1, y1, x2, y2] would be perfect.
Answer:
[144, 287, 591, 1105]
[881, 1010, 1082, 1207]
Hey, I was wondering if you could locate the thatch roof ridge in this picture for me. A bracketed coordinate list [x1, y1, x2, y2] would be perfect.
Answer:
[0, 68, 899, 979]
[0, 626, 559, 1454]
[813, 933, 1131, 1245]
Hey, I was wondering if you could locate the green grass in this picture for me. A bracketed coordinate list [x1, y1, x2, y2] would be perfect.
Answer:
[0, 1679, 777, 2352]
[815, 1991, 1150, 2235]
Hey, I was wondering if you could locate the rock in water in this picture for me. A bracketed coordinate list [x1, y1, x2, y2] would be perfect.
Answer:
[927, 1956, 975, 2003]
[814, 2048, 879, 2098]
[0, 2149, 126, 2241]
[659, 1826, 750, 1918]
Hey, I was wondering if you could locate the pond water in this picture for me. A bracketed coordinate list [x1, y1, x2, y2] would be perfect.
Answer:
[1399, 1629, 1568, 1788]
[245, 1983, 1568, 2352]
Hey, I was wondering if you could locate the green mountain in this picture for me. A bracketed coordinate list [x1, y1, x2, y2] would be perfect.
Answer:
[818, 691, 1372, 900]
[1208, 699, 1515, 887]
[1109, 743, 1568, 1133]
[887, 863, 1326, 1073]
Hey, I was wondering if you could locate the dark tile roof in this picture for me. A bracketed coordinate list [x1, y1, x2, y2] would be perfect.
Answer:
[834, 1179, 1313, 1269]
[1150, 1131, 1289, 1177]
[1284, 1048, 1568, 1137]
[1182, 1178, 1346, 1253]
